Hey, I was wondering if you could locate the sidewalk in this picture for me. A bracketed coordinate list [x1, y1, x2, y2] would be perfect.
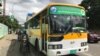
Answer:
[0, 33, 17, 56]
[0, 33, 17, 47]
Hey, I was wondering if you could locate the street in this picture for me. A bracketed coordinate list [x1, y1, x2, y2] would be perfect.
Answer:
[0, 34, 100, 56]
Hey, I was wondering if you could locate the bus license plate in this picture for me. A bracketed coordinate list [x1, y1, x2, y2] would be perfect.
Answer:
[70, 50, 77, 54]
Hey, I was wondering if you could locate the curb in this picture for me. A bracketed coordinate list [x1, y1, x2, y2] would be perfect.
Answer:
[0, 36, 5, 40]
[0, 34, 9, 40]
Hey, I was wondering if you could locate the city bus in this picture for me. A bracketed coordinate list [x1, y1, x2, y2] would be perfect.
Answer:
[25, 3, 88, 56]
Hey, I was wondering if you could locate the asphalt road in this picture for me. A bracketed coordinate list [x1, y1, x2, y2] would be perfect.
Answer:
[0, 34, 100, 56]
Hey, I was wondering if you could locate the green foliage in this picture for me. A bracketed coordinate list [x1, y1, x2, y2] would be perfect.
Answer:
[80, 0, 91, 9]
[80, 0, 100, 29]
[0, 16, 20, 30]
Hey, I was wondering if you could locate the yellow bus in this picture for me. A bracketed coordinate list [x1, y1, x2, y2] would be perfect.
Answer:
[25, 3, 88, 56]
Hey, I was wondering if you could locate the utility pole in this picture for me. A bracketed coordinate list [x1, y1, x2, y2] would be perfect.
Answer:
[3, 0, 6, 23]
[3, 0, 5, 16]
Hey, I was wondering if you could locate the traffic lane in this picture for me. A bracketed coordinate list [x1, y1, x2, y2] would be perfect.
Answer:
[88, 41, 100, 56]
[6, 40, 34, 56]
[29, 44, 46, 56]
[77, 52, 93, 56]
[6, 39, 45, 56]
[30, 42, 100, 56]
[6, 39, 22, 56]
[5, 35, 100, 56]
[76, 41, 100, 56]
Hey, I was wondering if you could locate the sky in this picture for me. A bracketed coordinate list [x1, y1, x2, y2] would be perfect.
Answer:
[6, 0, 83, 24]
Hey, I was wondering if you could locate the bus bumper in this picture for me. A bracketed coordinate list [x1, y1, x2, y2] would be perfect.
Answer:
[47, 46, 88, 56]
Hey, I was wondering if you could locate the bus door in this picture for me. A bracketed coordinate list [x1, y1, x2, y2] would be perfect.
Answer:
[41, 18, 47, 52]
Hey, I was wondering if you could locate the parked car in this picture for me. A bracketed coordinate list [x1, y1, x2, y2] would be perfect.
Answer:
[88, 32, 99, 43]
[97, 35, 100, 41]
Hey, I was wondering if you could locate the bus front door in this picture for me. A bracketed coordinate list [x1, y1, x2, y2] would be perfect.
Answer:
[41, 18, 47, 52]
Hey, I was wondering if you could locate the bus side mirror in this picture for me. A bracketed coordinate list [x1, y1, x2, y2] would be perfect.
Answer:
[86, 17, 89, 19]
[86, 23, 88, 28]
[86, 17, 88, 28]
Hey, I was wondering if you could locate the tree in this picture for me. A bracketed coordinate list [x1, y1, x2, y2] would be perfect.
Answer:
[80, 0, 100, 29]
[0, 16, 20, 30]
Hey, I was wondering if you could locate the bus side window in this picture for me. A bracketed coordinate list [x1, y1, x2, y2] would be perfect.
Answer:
[25, 23, 28, 29]
[42, 16, 48, 24]
[41, 16, 48, 33]
[32, 16, 40, 29]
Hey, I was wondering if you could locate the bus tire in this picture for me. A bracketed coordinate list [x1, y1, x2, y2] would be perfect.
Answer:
[35, 39, 40, 51]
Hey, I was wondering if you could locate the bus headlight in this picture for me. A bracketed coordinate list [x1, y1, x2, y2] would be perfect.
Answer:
[81, 42, 87, 47]
[57, 44, 62, 49]
[48, 45, 53, 49]
[48, 44, 62, 49]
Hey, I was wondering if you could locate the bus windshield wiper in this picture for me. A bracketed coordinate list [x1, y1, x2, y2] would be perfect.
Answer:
[72, 27, 86, 33]
[64, 25, 72, 34]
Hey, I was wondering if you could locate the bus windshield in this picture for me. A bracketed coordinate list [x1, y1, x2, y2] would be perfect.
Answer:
[71, 16, 86, 32]
[49, 14, 86, 34]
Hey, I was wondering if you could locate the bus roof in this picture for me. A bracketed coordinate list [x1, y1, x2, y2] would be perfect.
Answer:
[48, 3, 84, 9]
[26, 3, 85, 22]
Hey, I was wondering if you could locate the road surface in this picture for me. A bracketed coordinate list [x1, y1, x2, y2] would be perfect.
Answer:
[0, 34, 100, 56]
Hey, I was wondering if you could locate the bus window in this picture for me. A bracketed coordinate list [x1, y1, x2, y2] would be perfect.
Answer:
[32, 19, 40, 29]
[41, 16, 48, 33]
[42, 16, 48, 24]
[25, 23, 28, 29]
[30, 16, 40, 29]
